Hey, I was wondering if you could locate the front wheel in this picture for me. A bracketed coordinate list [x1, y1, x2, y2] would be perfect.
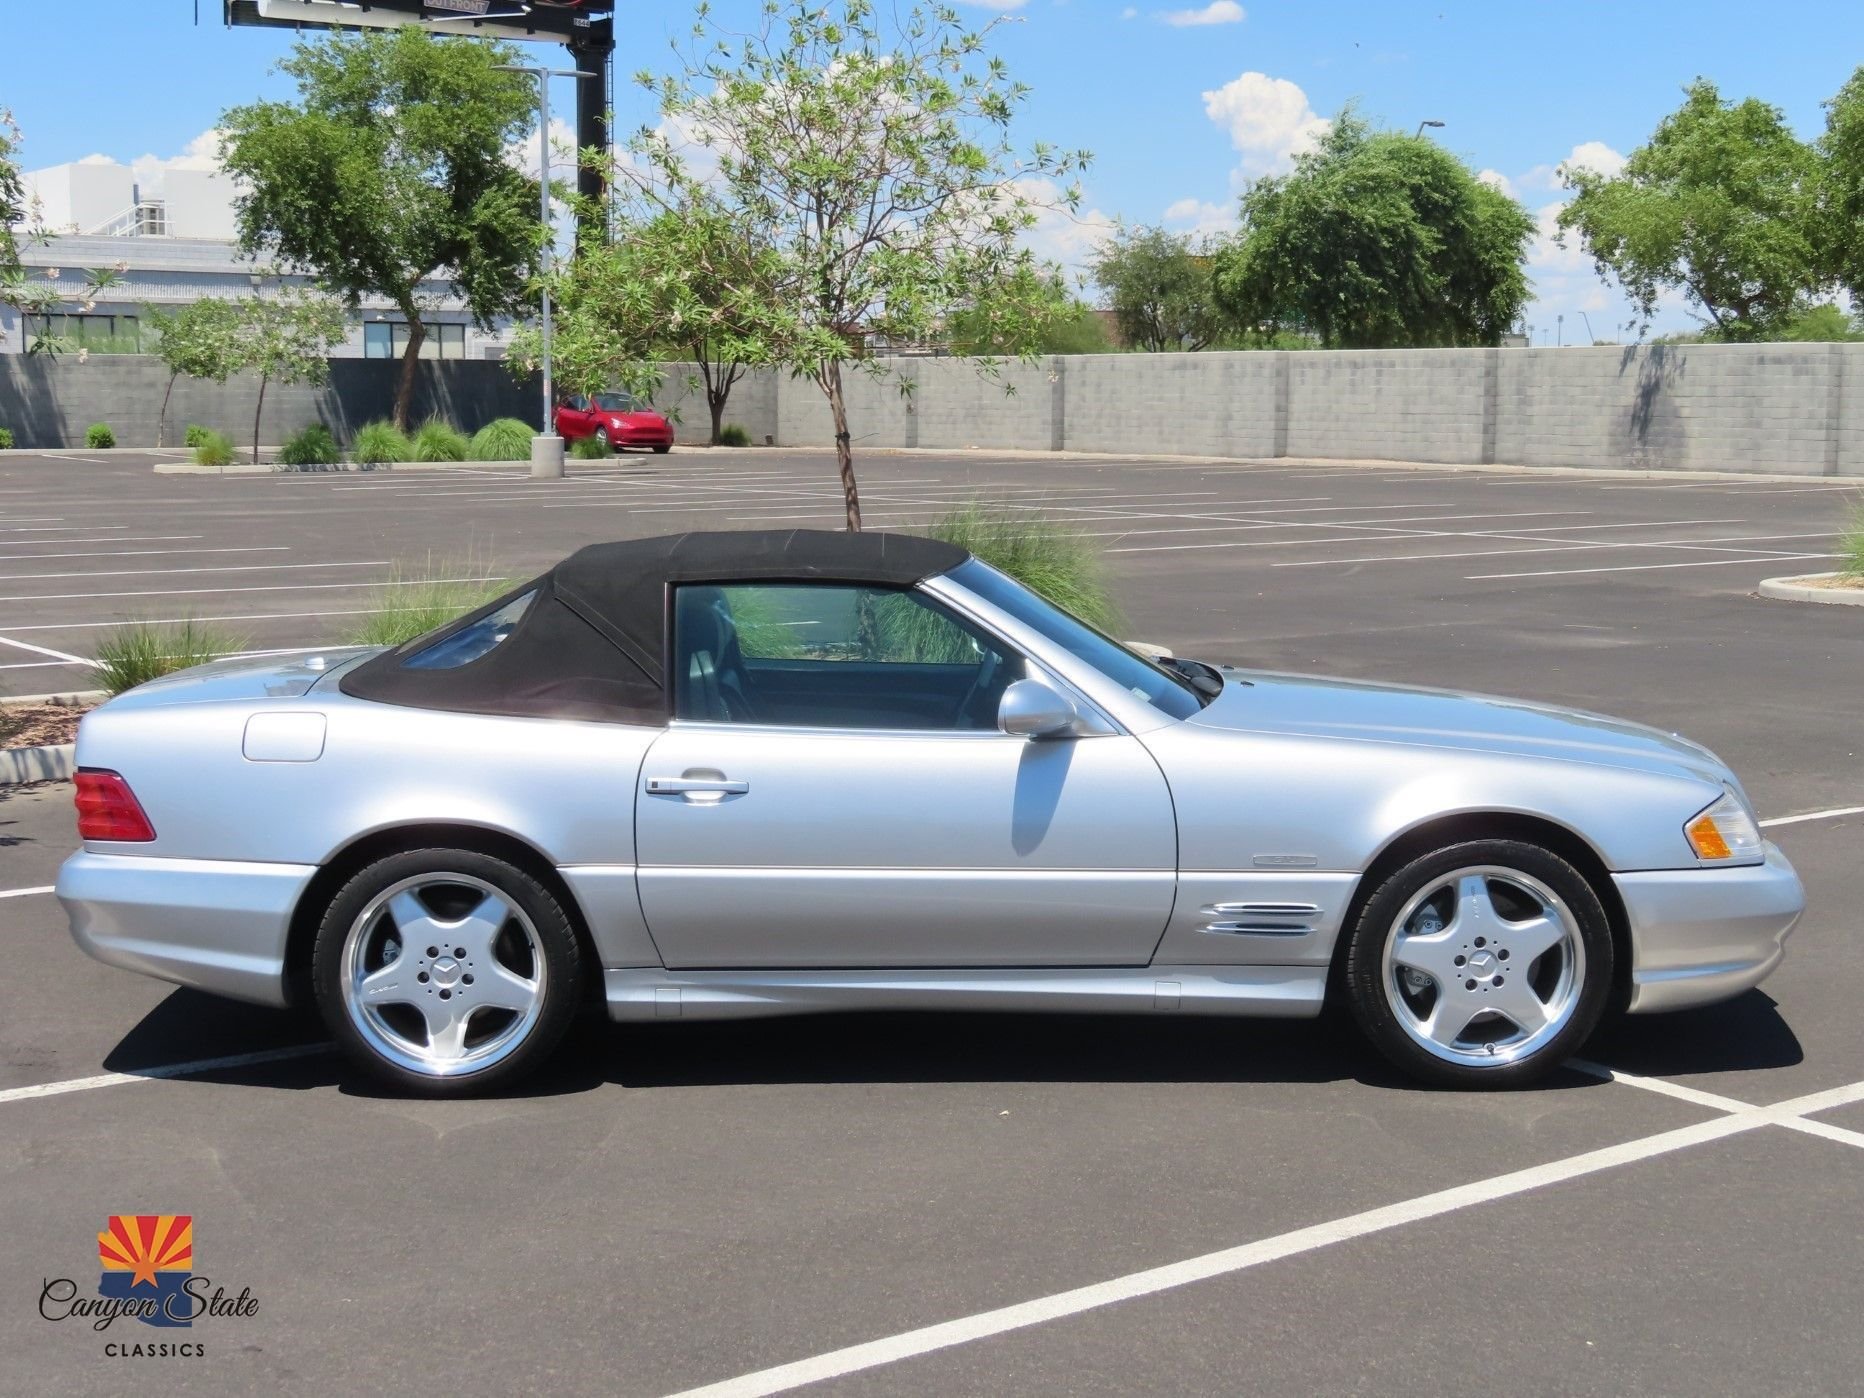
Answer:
[1341, 839, 1613, 1088]
[311, 848, 583, 1096]
[593, 427, 610, 449]
[652, 443, 671, 454]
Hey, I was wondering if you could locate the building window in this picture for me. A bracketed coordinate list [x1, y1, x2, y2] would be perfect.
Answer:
[364, 321, 467, 359]
[26, 313, 143, 354]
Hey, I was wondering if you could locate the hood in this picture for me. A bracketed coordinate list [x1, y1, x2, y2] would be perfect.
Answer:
[609, 410, 668, 427]
[96, 649, 376, 711]
[1192, 668, 1733, 786]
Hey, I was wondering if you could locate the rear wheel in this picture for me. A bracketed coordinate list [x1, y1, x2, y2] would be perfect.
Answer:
[1342, 839, 1612, 1088]
[311, 848, 582, 1096]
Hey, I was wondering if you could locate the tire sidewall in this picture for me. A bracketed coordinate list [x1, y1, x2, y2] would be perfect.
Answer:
[1343, 839, 1614, 1088]
[311, 848, 582, 1096]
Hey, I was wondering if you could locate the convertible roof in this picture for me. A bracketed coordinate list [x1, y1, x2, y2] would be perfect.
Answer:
[339, 529, 970, 723]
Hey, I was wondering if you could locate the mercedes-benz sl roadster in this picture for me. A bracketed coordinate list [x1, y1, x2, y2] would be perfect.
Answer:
[59, 530, 1803, 1094]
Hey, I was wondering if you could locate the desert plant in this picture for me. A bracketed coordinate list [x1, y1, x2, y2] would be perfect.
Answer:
[412, 417, 469, 462]
[717, 423, 750, 448]
[85, 423, 116, 449]
[0, 426, 13, 449]
[1843, 503, 1864, 579]
[193, 430, 237, 467]
[353, 420, 411, 468]
[92, 619, 246, 696]
[343, 557, 514, 648]
[570, 434, 611, 460]
[184, 423, 211, 448]
[922, 502, 1122, 632]
[278, 423, 341, 470]
[468, 417, 534, 461]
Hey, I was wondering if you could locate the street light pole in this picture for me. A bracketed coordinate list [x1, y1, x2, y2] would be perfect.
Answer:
[1415, 119, 1446, 138]
[495, 61, 595, 479]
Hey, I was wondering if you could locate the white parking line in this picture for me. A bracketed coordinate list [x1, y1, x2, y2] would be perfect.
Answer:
[0, 535, 206, 548]
[0, 1044, 330, 1106]
[1465, 552, 1839, 581]
[0, 546, 287, 563]
[0, 574, 480, 604]
[1761, 805, 1864, 828]
[1273, 529, 1840, 569]
[667, 1077, 1864, 1398]
[0, 633, 90, 664]
[0, 886, 55, 899]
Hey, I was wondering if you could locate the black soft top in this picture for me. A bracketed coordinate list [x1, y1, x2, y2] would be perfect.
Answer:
[339, 529, 970, 723]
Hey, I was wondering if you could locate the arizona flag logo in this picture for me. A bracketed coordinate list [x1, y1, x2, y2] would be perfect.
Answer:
[98, 1216, 195, 1328]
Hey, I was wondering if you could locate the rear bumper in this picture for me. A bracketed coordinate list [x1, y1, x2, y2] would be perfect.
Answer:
[1615, 841, 1804, 1013]
[57, 851, 315, 1008]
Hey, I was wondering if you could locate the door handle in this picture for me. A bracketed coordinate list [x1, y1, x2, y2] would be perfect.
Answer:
[646, 776, 749, 796]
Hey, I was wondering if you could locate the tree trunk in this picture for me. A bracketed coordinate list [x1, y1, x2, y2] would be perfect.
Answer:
[393, 316, 427, 431]
[822, 360, 861, 531]
[251, 372, 268, 470]
[158, 371, 177, 449]
[708, 390, 726, 446]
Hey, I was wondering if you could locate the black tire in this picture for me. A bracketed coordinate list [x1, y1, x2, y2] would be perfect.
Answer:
[594, 427, 610, 449]
[652, 443, 671, 454]
[310, 848, 582, 1097]
[1341, 839, 1613, 1088]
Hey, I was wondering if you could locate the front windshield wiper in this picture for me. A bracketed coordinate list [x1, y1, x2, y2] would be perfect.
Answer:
[1158, 655, 1225, 701]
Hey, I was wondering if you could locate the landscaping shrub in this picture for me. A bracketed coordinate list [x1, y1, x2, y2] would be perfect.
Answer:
[468, 418, 535, 461]
[717, 423, 751, 448]
[352, 420, 411, 468]
[343, 557, 513, 648]
[193, 430, 237, 467]
[1844, 503, 1864, 579]
[570, 434, 611, 460]
[85, 423, 116, 449]
[920, 502, 1122, 632]
[93, 619, 246, 696]
[184, 424, 211, 449]
[0, 427, 13, 450]
[412, 418, 469, 463]
[278, 423, 341, 470]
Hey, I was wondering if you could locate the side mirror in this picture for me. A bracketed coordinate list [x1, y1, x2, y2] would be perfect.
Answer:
[998, 678, 1077, 739]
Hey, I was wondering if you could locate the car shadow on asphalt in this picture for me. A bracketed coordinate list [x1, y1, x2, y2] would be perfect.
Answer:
[100, 987, 1803, 1100]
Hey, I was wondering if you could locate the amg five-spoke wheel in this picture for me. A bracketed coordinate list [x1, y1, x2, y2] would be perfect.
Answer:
[313, 849, 582, 1095]
[1343, 840, 1614, 1087]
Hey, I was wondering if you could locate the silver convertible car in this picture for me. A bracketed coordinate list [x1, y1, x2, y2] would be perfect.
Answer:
[59, 530, 1803, 1094]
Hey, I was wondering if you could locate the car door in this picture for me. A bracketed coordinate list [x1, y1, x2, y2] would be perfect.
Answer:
[634, 580, 1177, 969]
[557, 395, 589, 439]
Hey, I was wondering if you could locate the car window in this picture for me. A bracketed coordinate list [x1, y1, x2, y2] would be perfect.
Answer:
[592, 392, 640, 412]
[401, 590, 535, 670]
[948, 558, 1205, 720]
[563, 395, 586, 412]
[672, 582, 1021, 730]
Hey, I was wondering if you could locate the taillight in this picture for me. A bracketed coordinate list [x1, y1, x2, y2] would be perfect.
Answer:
[74, 769, 156, 842]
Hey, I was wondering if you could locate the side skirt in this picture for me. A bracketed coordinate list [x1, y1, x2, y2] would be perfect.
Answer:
[604, 965, 1325, 1022]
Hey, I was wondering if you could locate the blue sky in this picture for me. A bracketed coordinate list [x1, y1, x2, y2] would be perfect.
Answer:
[6, 0, 1863, 340]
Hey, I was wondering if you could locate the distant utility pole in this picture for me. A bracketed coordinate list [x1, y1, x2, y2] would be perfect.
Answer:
[1557, 313, 1565, 347]
[1415, 119, 1446, 138]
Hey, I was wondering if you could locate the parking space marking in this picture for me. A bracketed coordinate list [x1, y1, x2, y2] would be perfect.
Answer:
[0, 886, 55, 899]
[1760, 805, 1864, 828]
[0, 574, 483, 604]
[1466, 552, 1839, 580]
[0, 633, 90, 664]
[0, 546, 288, 563]
[0, 535, 207, 548]
[1273, 529, 1840, 569]
[668, 1077, 1864, 1398]
[0, 559, 384, 584]
[0, 1044, 330, 1107]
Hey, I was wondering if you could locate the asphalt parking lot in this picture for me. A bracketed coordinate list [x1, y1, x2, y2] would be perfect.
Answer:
[2, 447, 1862, 1395]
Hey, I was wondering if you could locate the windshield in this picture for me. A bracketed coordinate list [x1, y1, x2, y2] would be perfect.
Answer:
[948, 558, 1206, 720]
[592, 392, 642, 412]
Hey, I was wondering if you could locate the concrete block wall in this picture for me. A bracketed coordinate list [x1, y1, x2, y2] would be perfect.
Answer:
[1062, 352, 1281, 457]
[650, 361, 780, 445]
[914, 356, 1056, 451]
[1285, 349, 1488, 463]
[777, 365, 916, 449]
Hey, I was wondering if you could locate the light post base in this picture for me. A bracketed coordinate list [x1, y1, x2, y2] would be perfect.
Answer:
[530, 434, 565, 479]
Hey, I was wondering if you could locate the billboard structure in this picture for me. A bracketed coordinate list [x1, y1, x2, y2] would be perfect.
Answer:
[224, 1, 616, 215]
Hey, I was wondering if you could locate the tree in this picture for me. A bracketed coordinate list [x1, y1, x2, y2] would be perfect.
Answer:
[1559, 80, 1824, 341]
[515, 203, 776, 444]
[1091, 227, 1228, 351]
[1817, 66, 1864, 308]
[219, 28, 542, 429]
[1215, 113, 1533, 348]
[233, 290, 347, 466]
[147, 299, 244, 447]
[1, 109, 125, 358]
[948, 282, 1111, 355]
[615, 0, 1089, 529]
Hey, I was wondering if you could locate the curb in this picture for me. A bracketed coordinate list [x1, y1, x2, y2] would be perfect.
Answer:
[0, 690, 104, 707]
[152, 450, 700, 475]
[0, 743, 75, 786]
[1758, 572, 1864, 606]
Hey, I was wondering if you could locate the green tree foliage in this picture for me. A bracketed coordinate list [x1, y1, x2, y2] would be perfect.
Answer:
[1559, 80, 1823, 341]
[233, 290, 347, 467]
[1215, 113, 1533, 348]
[613, 0, 1089, 528]
[1, 113, 126, 358]
[147, 299, 244, 447]
[1817, 66, 1864, 308]
[946, 266, 1111, 355]
[220, 29, 542, 428]
[1091, 227, 1229, 351]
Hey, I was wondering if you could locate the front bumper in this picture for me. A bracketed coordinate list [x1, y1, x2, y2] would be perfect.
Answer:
[1615, 840, 1804, 1013]
[57, 851, 316, 1008]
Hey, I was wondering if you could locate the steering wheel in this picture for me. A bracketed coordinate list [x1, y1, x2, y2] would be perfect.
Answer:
[954, 649, 1004, 730]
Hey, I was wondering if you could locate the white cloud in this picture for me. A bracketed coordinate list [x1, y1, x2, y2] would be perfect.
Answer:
[128, 129, 223, 192]
[1475, 168, 1514, 197]
[1014, 176, 1117, 288]
[956, 0, 1029, 9]
[1518, 140, 1627, 193]
[1160, 1, 1244, 26]
[1120, 4, 1137, 14]
[1163, 196, 1235, 236]
[1200, 72, 1329, 180]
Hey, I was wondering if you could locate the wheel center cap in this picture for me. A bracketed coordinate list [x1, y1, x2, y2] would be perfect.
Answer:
[1467, 951, 1498, 977]
[430, 956, 462, 987]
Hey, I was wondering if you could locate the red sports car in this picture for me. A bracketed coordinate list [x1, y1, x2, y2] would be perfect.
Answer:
[554, 392, 675, 453]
